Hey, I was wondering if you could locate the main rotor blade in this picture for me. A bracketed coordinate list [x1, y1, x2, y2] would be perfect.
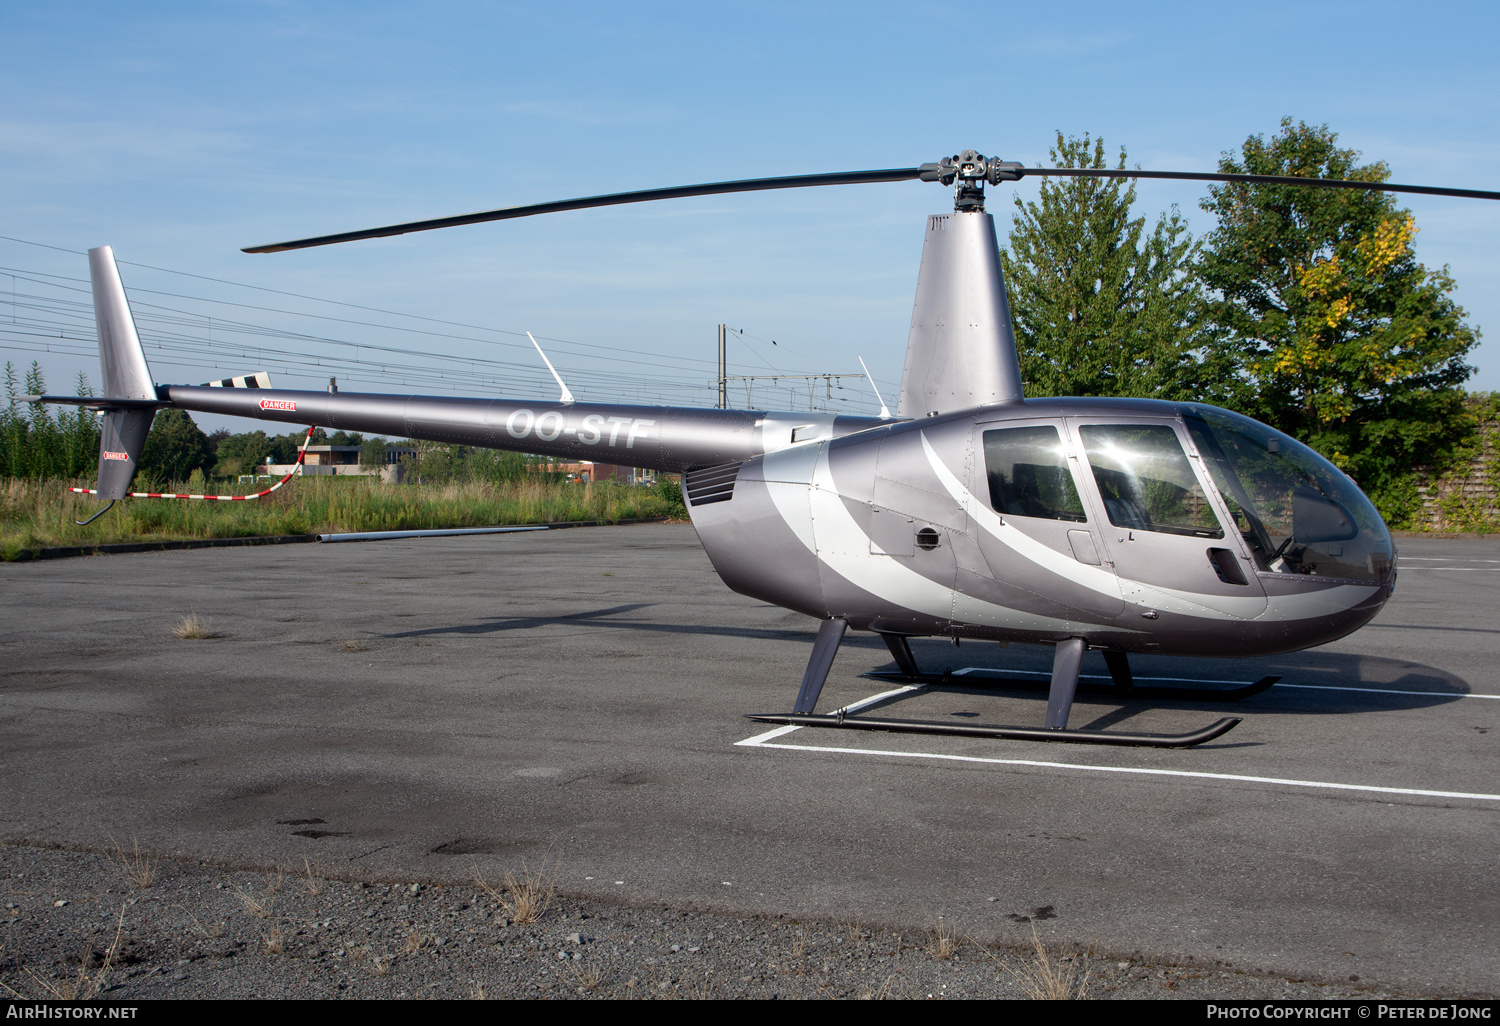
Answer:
[243, 167, 924, 253]
[1019, 167, 1500, 202]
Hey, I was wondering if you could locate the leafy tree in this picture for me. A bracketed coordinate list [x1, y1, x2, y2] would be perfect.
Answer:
[270, 429, 309, 464]
[138, 408, 214, 483]
[465, 447, 533, 483]
[329, 430, 363, 446]
[360, 435, 389, 470]
[1199, 118, 1478, 520]
[213, 430, 273, 477]
[406, 440, 459, 484]
[1002, 133, 1226, 401]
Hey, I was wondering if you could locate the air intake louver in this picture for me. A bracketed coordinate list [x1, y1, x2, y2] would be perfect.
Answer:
[684, 462, 742, 506]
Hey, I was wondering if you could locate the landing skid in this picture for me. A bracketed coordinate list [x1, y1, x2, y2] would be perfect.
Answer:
[863, 670, 1281, 703]
[755, 623, 1261, 749]
[744, 711, 1244, 749]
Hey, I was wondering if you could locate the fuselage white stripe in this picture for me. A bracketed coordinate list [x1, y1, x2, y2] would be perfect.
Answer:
[916, 432, 1125, 602]
[760, 443, 1122, 634]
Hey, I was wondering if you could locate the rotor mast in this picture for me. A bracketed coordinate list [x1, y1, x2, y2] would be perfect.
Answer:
[897, 150, 1027, 417]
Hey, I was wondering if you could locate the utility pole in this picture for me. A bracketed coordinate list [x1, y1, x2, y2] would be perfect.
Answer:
[717, 323, 727, 409]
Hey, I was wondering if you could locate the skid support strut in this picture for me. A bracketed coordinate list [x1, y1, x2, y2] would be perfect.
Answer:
[879, 632, 921, 679]
[1103, 650, 1134, 693]
[1045, 638, 1086, 730]
[793, 618, 847, 715]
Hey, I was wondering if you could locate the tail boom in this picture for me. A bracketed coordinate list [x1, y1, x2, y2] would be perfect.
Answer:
[163, 385, 890, 474]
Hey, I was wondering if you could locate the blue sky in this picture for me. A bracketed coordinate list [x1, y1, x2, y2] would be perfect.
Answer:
[3, 1, 1497, 432]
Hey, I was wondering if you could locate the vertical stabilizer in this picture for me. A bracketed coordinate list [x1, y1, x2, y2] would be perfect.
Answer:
[89, 247, 159, 499]
[91, 247, 156, 401]
[896, 211, 1023, 417]
[96, 409, 155, 499]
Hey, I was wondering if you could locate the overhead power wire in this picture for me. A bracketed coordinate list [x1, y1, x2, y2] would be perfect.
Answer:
[0, 235, 892, 415]
[0, 271, 714, 396]
[0, 234, 721, 371]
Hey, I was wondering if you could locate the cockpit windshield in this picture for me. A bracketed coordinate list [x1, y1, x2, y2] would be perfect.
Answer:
[1180, 404, 1393, 583]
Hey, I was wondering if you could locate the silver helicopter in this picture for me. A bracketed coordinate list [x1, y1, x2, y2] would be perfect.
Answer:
[32, 151, 1500, 747]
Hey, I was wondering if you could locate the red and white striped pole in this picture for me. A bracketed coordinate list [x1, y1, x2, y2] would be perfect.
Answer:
[70, 425, 317, 502]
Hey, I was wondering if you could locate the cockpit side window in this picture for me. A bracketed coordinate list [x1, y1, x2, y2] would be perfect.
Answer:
[1078, 424, 1225, 539]
[982, 425, 1086, 523]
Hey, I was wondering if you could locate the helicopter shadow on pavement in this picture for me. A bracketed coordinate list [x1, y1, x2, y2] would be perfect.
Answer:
[882, 637, 1472, 721]
[371, 606, 1472, 725]
[375, 603, 833, 646]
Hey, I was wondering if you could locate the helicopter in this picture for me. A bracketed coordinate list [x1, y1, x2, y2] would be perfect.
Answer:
[28, 150, 1500, 748]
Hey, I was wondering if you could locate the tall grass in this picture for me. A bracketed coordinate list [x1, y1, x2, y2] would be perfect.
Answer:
[1, 474, 686, 560]
[2, 363, 101, 480]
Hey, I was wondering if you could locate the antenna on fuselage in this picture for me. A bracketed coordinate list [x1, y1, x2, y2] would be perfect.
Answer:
[527, 331, 576, 404]
[858, 356, 892, 419]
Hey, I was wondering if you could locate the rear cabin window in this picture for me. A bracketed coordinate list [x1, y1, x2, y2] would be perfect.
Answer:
[982, 425, 1086, 523]
[1079, 424, 1223, 538]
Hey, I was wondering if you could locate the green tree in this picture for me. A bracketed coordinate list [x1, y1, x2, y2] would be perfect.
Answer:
[360, 435, 389, 470]
[138, 408, 213, 483]
[213, 430, 273, 476]
[1199, 118, 1478, 521]
[465, 447, 532, 483]
[270, 429, 310, 464]
[1002, 133, 1225, 401]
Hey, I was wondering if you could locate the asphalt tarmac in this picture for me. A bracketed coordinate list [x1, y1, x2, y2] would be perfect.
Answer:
[1, 525, 1496, 995]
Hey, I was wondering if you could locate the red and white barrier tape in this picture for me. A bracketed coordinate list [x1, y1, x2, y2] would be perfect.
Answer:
[69, 426, 316, 501]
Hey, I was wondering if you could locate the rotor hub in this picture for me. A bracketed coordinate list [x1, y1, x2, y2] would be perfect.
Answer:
[918, 150, 1025, 212]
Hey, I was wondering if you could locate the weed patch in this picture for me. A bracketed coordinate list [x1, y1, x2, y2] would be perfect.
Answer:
[926, 916, 960, 960]
[1008, 923, 1089, 999]
[110, 835, 155, 889]
[475, 854, 555, 925]
[171, 614, 220, 640]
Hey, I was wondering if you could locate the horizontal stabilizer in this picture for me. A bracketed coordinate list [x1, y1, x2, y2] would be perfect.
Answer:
[19, 394, 165, 411]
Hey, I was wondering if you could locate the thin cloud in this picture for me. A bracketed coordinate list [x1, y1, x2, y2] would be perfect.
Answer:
[1012, 31, 1133, 56]
[497, 99, 677, 127]
[0, 119, 248, 183]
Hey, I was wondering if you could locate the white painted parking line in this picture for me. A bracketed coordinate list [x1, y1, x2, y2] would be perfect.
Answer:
[736, 736, 1500, 803]
[948, 668, 1498, 700]
[736, 678, 1500, 804]
[1273, 683, 1500, 699]
[735, 684, 927, 747]
[953, 668, 1251, 685]
[735, 723, 802, 746]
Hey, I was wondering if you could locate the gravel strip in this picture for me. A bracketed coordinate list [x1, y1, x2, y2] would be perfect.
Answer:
[0, 843, 1425, 1001]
